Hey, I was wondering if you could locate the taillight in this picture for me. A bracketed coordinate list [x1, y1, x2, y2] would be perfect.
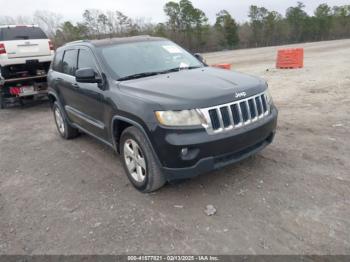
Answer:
[49, 40, 54, 51]
[0, 43, 6, 54]
[9, 87, 21, 96]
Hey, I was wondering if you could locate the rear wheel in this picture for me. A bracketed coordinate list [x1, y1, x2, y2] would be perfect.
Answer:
[120, 126, 166, 193]
[53, 102, 79, 139]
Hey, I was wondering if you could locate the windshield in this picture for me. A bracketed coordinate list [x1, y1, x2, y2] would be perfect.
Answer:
[99, 40, 203, 80]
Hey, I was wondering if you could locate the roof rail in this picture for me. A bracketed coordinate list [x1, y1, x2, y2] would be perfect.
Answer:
[130, 35, 151, 38]
[62, 35, 160, 47]
[64, 39, 90, 46]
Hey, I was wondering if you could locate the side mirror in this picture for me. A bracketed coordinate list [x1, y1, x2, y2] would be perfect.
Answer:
[194, 53, 206, 64]
[75, 68, 101, 83]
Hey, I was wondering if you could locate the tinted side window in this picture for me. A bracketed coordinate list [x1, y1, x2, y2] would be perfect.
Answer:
[0, 27, 47, 41]
[52, 50, 64, 72]
[62, 50, 78, 76]
[78, 49, 98, 72]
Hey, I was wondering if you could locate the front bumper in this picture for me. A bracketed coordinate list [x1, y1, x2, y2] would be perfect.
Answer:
[152, 106, 278, 180]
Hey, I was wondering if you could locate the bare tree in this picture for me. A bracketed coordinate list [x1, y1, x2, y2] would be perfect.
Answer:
[33, 10, 62, 38]
[2, 1, 350, 52]
[0, 16, 16, 25]
[0, 15, 33, 25]
[83, 9, 101, 37]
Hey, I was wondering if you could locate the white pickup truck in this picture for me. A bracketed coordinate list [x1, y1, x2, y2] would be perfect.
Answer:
[0, 25, 54, 108]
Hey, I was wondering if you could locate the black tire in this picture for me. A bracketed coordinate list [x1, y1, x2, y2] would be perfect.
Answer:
[19, 98, 24, 107]
[0, 92, 4, 109]
[120, 126, 166, 193]
[52, 102, 79, 139]
[0, 66, 10, 79]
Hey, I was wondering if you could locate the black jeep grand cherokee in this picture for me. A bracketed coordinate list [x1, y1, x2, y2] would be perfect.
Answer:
[48, 36, 278, 192]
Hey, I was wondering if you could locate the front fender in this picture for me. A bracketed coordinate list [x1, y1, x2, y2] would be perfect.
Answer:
[111, 115, 162, 166]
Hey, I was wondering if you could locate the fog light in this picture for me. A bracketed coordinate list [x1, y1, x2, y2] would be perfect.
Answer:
[181, 148, 188, 156]
[180, 147, 200, 161]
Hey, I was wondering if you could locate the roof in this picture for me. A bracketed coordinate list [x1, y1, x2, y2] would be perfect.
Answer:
[64, 35, 167, 48]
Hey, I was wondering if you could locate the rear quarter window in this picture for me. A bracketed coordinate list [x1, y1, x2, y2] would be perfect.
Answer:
[0, 27, 47, 41]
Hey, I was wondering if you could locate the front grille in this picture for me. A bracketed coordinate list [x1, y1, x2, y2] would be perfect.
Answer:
[200, 92, 270, 134]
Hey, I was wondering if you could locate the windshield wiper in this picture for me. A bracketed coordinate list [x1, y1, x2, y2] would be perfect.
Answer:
[156, 66, 202, 74]
[158, 67, 181, 74]
[117, 66, 202, 81]
[117, 68, 181, 81]
[185, 66, 202, 70]
[117, 72, 161, 81]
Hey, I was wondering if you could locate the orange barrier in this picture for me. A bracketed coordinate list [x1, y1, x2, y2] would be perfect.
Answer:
[212, 63, 232, 70]
[276, 48, 304, 69]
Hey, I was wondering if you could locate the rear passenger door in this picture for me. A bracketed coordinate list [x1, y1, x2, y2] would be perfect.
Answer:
[58, 48, 80, 115]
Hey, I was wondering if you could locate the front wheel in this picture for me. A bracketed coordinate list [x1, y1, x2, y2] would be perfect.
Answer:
[52, 102, 79, 139]
[120, 126, 166, 193]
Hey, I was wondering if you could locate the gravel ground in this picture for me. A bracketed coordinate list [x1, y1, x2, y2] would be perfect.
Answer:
[0, 39, 349, 255]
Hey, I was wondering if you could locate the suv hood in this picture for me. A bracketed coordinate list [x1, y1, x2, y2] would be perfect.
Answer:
[118, 67, 266, 109]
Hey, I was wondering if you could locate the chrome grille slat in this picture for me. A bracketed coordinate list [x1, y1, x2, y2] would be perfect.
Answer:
[216, 108, 224, 130]
[199, 91, 270, 135]
[245, 100, 252, 122]
[227, 105, 234, 127]
[237, 103, 244, 125]
[257, 96, 263, 117]
[261, 94, 268, 112]
[252, 98, 258, 120]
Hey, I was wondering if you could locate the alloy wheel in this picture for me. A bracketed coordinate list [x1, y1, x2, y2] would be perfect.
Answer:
[123, 139, 147, 183]
[54, 107, 65, 135]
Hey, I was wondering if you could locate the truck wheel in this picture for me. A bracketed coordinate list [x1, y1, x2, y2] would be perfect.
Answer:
[53, 102, 79, 139]
[120, 126, 166, 193]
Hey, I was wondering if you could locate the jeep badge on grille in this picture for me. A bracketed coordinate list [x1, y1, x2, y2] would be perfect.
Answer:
[235, 92, 247, 99]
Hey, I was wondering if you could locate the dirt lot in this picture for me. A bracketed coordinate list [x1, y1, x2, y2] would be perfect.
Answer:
[0, 39, 349, 255]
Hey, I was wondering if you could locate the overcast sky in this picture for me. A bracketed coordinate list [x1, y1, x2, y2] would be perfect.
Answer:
[0, 0, 349, 23]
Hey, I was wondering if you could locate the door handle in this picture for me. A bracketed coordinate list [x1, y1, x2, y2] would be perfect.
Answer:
[72, 83, 79, 89]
